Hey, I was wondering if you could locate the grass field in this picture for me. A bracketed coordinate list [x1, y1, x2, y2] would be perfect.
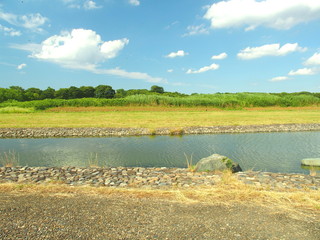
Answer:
[1, 106, 319, 128]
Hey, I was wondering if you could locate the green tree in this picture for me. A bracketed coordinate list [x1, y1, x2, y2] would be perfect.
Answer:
[41, 87, 55, 99]
[68, 86, 83, 99]
[8, 86, 25, 101]
[55, 88, 70, 99]
[115, 89, 127, 98]
[94, 85, 115, 98]
[79, 86, 95, 98]
[126, 89, 150, 96]
[150, 85, 164, 94]
[24, 88, 42, 101]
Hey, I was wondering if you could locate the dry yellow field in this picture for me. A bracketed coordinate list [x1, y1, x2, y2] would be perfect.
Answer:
[1, 106, 319, 128]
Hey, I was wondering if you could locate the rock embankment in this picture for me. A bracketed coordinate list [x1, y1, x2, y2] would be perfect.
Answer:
[0, 166, 319, 190]
[0, 123, 320, 138]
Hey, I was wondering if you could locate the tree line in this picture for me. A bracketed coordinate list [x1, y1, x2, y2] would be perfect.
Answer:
[0, 84, 319, 104]
[0, 85, 188, 103]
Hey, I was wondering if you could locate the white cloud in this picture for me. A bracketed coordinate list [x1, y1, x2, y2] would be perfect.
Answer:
[211, 52, 227, 60]
[270, 76, 289, 82]
[204, 0, 320, 30]
[0, 9, 48, 32]
[17, 63, 27, 70]
[10, 43, 42, 52]
[166, 50, 188, 58]
[186, 63, 219, 74]
[183, 24, 209, 37]
[238, 43, 306, 60]
[62, 0, 102, 9]
[129, 0, 140, 6]
[0, 24, 21, 36]
[84, 0, 101, 10]
[93, 67, 166, 83]
[30, 29, 129, 69]
[304, 53, 320, 66]
[288, 68, 316, 76]
[167, 69, 174, 73]
[14, 28, 164, 83]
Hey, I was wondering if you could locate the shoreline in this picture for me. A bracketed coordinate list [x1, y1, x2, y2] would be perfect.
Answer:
[1, 166, 319, 190]
[1, 123, 320, 138]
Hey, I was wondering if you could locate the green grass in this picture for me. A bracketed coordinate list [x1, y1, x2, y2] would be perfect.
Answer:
[0, 107, 35, 113]
[0, 108, 319, 128]
[0, 93, 319, 110]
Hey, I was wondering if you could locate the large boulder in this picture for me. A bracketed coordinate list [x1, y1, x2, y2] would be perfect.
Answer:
[195, 154, 242, 173]
[301, 158, 320, 167]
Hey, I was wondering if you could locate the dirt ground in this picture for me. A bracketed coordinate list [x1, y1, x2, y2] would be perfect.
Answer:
[0, 192, 319, 240]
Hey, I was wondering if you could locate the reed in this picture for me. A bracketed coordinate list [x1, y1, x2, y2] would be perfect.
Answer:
[0, 151, 20, 167]
[1, 93, 319, 110]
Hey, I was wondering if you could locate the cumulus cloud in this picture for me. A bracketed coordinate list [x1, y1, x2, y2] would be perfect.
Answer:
[238, 43, 306, 60]
[182, 24, 209, 37]
[13, 28, 164, 83]
[0, 24, 21, 36]
[304, 53, 320, 66]
[129, 0, 140, 6]
[270, 76, 289, 82]
[204, 0, 320, 30]
[186, 63, 219, 74]
[167, 69, 174, 73]
[62, 0, 101, 9]
[288, 68, 316, 76]
[83, 0, 101, 10]
[211, 52, 228, 60]
[30, 29, 129, 69]
[166, 50, 188, 58]
[0, 9, 48, 32]
[17, 63, 27, 70]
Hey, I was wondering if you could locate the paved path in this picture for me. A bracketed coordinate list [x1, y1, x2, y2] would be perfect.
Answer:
[1, 192, 319, 240]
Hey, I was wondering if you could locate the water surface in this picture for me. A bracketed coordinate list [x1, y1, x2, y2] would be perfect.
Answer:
[1, 131, 319, 174]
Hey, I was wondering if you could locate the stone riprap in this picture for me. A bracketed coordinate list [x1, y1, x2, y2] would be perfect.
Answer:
[1, 123, 320, 138]
[0, 166, 319, 190]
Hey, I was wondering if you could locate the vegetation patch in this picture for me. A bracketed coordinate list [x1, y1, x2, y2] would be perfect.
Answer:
[0, 151, 19, 167]
[0, 107, 35, 113]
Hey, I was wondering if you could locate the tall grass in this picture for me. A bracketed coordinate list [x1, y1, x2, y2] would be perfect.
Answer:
[0, 93, 319, 110]
[0, 151, 20, 167]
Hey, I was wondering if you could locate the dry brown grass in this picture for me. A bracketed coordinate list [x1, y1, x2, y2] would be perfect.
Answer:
[1, 172, 319, 215]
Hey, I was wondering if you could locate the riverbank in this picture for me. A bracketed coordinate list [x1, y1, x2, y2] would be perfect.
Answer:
[1, 123, 320, 138]
[1, 166, 319, 239]
[1, 166, 319, 190]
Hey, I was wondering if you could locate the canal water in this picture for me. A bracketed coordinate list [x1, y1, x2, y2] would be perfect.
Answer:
[0, 131, 319, 174]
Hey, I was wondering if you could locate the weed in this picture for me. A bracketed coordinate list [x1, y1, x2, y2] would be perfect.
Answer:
[88, 153, 100, 168]
[169, 128, 184, 136]
[149, 129, 157, 136]
[184, 153, 196, 172]
[0, 151, 19, 167]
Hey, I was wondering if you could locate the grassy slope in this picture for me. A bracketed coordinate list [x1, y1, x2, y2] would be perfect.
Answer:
[1, 106, 319, 128]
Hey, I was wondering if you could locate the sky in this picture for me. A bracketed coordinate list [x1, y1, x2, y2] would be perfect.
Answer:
[1, 0, 320, 94]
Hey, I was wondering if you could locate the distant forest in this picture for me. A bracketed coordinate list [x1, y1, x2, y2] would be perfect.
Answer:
[0, 85, 320, 109]
[0, 85, 182, 102]
[1, 85, 319, 102]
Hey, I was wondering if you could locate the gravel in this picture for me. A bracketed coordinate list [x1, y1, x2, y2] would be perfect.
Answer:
[0, 192, 319, 240]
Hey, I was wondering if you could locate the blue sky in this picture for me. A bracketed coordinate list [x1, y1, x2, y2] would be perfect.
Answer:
[1, 0, 320, 94]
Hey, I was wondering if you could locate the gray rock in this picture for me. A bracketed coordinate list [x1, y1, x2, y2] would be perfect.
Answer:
[301, 158, 320, 167]
[195, 154, 241, 173]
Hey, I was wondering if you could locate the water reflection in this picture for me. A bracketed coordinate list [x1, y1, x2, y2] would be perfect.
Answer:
[0, 131, 319, 174]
